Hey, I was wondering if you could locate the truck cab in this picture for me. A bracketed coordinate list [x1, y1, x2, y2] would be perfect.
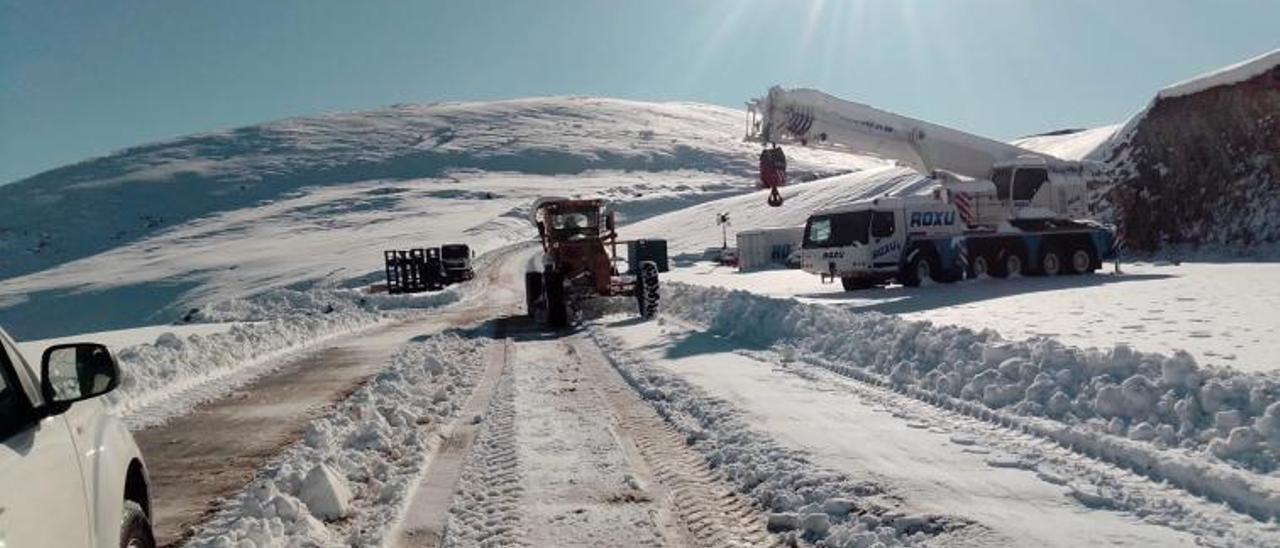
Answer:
[440, 243, 475, 283]
[802, 196, 964, 288]
[0, 328, 154, 548]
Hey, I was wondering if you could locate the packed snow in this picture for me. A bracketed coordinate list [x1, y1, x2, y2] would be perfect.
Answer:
[590, 325, 977, 547]
[184, 333, 489, 547]
[599, 314, 1280, 546]
[102, 284, 458, 429]
[640, 282, 1280, 510]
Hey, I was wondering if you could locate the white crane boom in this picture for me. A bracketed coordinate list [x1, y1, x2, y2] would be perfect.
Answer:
[747, 86, 1037, 180]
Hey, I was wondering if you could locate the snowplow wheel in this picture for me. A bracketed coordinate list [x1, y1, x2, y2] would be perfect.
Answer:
[543, 270, 569, 328]
[636, 260, 660, 319]
[524, 272, 543, 319]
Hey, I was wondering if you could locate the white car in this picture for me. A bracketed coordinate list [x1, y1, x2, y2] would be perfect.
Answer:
[0, 328, 154, 548]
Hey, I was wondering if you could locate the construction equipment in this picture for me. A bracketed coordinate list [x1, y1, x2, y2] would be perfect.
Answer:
[525, 197, 663, 327]
[383, 248, 445, 293]
[441, 243, 475, 283]
[745, 86, 1115, 289]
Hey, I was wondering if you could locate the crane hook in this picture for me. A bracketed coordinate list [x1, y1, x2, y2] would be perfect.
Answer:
[759, 146, 787, 207]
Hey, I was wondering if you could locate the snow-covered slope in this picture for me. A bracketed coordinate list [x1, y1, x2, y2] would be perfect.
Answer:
[621, 165, 924, 257]
[0, 97, 855, 339]
[1010, 125, 1121, 162]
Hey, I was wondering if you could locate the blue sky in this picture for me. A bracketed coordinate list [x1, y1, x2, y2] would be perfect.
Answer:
[2, 0, 1277, 184]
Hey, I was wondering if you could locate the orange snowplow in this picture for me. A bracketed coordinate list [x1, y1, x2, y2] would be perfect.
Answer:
[524, 198, 662, 327]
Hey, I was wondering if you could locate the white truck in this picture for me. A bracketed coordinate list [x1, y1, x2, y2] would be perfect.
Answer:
[0, 327, 155, 548]
[746, 86, 1116, 289]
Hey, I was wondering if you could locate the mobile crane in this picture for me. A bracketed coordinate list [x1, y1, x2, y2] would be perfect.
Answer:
[746, 86, 1116, 289]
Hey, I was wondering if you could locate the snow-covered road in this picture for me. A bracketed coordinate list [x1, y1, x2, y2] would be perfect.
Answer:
[603, 318, 1213, 547]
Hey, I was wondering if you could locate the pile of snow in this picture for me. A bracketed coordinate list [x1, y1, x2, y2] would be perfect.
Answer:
[589, 327, 973, 547]
[107, 285, 458, 428]
[185, 333, 488, 547]
[650, 282, 1280, 518]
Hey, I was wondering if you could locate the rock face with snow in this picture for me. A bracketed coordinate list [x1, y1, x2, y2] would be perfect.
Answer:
[1105, 50, 1280, 251]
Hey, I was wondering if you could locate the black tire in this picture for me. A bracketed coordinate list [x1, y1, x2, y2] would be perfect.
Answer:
[120, 501, 155, 548]
[543, 270, 569, 328]
[1067, 246, 1096, 275]
[899, 249, 937, 288]
[636, 261, 660, 318]
[524, 272, 543, 318]
[970, 254, 991, 279]
[1036, 248, 1064, 276]
[841, 276, 881, 291]
[990, 248, 1024, 279]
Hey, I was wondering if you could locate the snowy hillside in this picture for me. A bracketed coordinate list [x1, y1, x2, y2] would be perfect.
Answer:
[0, 97, 854, 339]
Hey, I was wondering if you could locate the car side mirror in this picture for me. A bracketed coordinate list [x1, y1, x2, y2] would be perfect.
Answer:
[40, 343, 120, 412]
[606, 212, 616, 232]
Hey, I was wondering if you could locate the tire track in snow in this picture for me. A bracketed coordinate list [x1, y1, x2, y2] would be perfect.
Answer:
[567, 338, 779, 548]
[439, 362, 526, 548]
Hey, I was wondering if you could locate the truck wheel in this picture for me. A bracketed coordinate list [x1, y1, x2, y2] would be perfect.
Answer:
[524, 272, 543, 318]
[543, 271, 569, 328]
[636, 261, 660, 319]
[991, 249, 1024, 279]
[1068, 247, 1095, 275]
[971, 254, 992, 279]
[120, 501, 155, 548]
[841, 276, 877, 291]
[900, 251, 937, 288]
[1038, 248, 1063, 276]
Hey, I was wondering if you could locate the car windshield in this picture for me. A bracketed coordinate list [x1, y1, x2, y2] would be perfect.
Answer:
[441, 246, 468, 259]
[804, 211, 870, 247]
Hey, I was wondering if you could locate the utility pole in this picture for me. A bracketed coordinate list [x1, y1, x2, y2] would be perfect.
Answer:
[717, 213, 730, 249]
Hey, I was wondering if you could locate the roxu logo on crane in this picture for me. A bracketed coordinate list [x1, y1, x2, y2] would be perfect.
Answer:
[909, 211, 956, 228]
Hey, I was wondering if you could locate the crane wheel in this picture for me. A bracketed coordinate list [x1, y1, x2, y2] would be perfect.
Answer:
[1067, 246, 1096, 275]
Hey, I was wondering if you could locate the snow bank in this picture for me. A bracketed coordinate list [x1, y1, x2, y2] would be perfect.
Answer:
[653, 282, 1280, 520]
[589, 327, 973, 547]
[107, 285, 459, 428]
[185, 332, 489, 547]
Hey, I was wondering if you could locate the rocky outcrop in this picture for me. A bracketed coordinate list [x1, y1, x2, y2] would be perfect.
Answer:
[1105, 56, 1279, 252]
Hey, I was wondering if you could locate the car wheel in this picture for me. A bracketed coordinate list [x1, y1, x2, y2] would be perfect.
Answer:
[120, 501, 155, 548]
